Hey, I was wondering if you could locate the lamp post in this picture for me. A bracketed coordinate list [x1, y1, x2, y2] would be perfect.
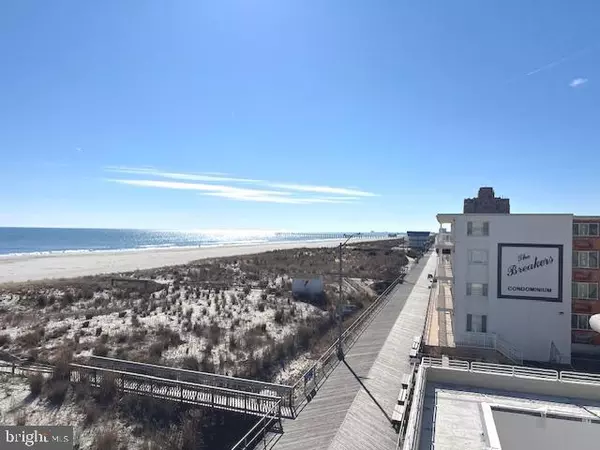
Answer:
[336, 232, 361, 360]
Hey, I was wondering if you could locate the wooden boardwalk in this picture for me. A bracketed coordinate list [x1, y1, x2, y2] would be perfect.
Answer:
[270, 254, 435, 450]
[87, 355, 293, 407]
[328, 253, 437, 450]
[70, 364, 290, 418]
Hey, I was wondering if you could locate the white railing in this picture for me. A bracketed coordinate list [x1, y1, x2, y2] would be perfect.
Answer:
[447, 359, 470, 371]
[471, 362, 558, 380]
[560, 371, 600, 385]
[423, 358, 562, 381]
[455, 332, 523, 365]
[455, 332, 496, 349]
[421, 357, 469, 371]
[421, 357, 444, 367]
[399, 364, 427, 450]
[495, 334, 524, 365]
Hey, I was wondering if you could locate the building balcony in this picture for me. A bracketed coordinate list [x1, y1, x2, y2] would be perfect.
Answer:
[435, 234, 453, 250]
[437, 254, 453, 281]
[424, 271, 455, 349]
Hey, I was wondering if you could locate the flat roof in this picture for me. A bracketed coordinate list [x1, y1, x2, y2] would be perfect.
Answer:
[492, 408, 600, 450]
[410, 359, 600, 450]
[419, 382, 600, 450]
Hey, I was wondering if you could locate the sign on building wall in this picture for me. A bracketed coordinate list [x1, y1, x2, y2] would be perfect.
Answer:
[497, 243, 563, 302]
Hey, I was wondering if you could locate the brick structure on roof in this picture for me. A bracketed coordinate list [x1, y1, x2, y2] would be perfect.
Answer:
[463, 187, 510, 214]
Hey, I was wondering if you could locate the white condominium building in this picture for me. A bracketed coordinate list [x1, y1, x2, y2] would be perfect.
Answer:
[434, 188, 573, 364]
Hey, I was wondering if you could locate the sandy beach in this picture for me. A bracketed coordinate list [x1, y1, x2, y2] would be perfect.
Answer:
[0, 239, 371, 284]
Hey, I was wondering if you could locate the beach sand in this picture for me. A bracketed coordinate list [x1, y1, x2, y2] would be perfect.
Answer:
[0, 240, 365, 284]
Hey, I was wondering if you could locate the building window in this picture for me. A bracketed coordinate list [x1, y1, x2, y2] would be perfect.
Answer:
[572, 282, 599, 300]
[466, 282, 488, 296]
[572, 313, 592, 331]
[573, 251, 599, 269]
[573, 223, 600, 237]
[468, 250, 488, 265]
[467, 221, 489, 237]
[467, 314, 487, 332]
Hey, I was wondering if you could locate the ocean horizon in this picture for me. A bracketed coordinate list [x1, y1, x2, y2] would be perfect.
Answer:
[0, 227, 402, 257]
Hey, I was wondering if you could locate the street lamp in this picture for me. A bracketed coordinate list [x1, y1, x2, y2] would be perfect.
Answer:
[336, 232, 361, 360]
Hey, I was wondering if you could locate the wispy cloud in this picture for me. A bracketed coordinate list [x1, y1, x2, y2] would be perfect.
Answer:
[205, 192, 357, 204]
[265, 183, 377, 197]
[106, 166, 259, 183]
[569, 77, 588, 88]
[105, 166, 376, 204]
[109, 179, 289, 197]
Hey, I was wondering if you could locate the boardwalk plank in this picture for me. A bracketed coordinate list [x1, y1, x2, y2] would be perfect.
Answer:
[272, 254, 435, 450]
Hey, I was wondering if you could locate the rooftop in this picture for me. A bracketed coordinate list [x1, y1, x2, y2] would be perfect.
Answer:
[404, 358, 600, 450]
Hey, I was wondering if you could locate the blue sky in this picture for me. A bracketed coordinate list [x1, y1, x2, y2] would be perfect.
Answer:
[1, 1, 599, 232]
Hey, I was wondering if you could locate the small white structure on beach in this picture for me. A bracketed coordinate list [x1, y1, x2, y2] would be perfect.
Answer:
[292, 275, 324, 297]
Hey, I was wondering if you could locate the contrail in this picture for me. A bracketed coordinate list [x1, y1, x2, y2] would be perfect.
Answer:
[506, 45, 594, 84]
[526, 46, 591, 76]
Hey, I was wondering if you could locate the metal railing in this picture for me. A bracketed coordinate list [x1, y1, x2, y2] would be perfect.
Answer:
[455, 332, 523, 365]
[421, 357, 600, 386]
[422, 358, 558, 380]
[421, 357, 469, 371]
[455, 332, 495, 349]
[470, 362, 558, 380]
[230, 399, 282, 450]
[495, 334, 524, 365]
[291, 272, 406, 411]
[560, 371, 600, 385]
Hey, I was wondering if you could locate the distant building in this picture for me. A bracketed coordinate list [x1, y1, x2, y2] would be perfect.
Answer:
[292, 275, 324, 298]
[463, 187, 510, 213]
[407, 231, 431, 250]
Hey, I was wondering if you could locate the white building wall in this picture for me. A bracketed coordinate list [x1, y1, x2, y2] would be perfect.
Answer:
[452, 214, 572, 363]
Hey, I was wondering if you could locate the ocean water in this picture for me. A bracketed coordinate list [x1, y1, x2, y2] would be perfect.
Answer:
[0, 227, 398, 256]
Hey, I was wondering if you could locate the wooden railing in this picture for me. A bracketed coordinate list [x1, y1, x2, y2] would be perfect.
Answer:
[69, 363, 287, 418]
[88, 355, 294, 408]
[0, 360, 53, 376]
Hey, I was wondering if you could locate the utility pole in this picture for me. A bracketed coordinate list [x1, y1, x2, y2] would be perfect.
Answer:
[336, 233, 361, 360]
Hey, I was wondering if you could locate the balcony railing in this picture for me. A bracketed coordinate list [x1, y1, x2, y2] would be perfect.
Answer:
[455, 332, 523, 365]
